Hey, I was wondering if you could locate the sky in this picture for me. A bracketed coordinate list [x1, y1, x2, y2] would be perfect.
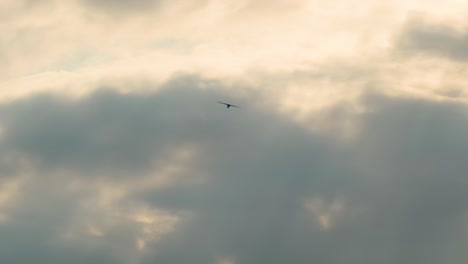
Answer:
[1, 0, 468, 263]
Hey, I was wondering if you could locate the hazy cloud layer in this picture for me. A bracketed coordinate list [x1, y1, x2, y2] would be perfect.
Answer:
[0, 76, 467, 263]
[80, 0, 162, 13]
[397, 17, 468, 61]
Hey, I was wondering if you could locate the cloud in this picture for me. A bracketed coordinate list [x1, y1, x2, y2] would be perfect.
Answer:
[2, 1, 468, 263]
[396, 17, 468, 61]
[0, 75, 467, 263]
[0, 76, 235, 178]
[79, 0, 161, 13]
[131, 89, 468, 264]
[0, 0, 394, 98]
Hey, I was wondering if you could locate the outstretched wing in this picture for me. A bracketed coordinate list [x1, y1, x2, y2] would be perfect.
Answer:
[217, 101, 240, 108]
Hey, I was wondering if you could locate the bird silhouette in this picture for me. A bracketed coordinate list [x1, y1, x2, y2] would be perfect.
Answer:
[217, 101, 240, 109]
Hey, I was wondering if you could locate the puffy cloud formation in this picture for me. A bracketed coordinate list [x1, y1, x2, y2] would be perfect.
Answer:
[0, 77, 467, 264]
[397, 17, 468, 61]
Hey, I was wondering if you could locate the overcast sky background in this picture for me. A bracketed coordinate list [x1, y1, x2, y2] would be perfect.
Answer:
[1, 1, 468, 263]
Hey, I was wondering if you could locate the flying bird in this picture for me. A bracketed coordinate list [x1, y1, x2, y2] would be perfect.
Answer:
[217, 101, 240, 109]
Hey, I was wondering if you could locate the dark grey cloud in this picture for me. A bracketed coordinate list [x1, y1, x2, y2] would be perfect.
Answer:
[0, 76, 467, 263]
[0, 175, 125, 264]
[0, 76, 242, 178]
[396, 17, 468, 61]
[136, 91, 468, 264]
[79, 0, 162, 15]
[349, 92, 468, 263]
